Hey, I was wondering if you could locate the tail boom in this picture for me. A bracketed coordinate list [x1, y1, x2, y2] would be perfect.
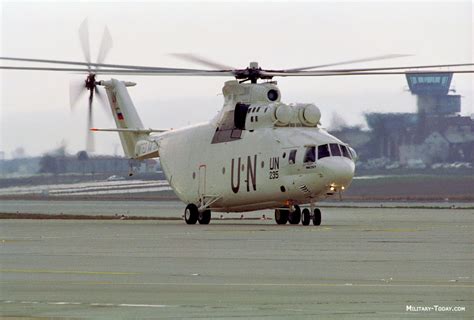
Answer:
[98, 78, 161, 159]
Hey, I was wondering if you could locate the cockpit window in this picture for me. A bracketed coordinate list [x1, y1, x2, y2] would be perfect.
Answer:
[303, 146, 315, 163]
[340, 145, 351, 159]
[289, 149, 297, 164]
[330, 143, 342, 156]
[318, 144, 330, 159]
[349, 147, 358, 160]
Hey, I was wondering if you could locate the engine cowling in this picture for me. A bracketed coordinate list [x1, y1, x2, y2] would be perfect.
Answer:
[244, 102, 321, 130]
[298, 104, 321, 126]
[273, 103, 292, 125]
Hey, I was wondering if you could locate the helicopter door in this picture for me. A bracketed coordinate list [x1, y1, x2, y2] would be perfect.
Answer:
[234, 103, 249, 130]
[198, 165, 207, 199]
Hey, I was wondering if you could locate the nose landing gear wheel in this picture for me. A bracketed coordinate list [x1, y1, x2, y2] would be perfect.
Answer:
[313, 208, 322, 226]
[198, 210, 211, 224]
[288, 205, 301, 225]
[275, 209, 289, 224]
[184, 204, 198, 225]
[301, 208, 311, 225]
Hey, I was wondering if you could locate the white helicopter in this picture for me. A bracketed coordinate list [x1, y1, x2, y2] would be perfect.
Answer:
[2, 23, 473, 225]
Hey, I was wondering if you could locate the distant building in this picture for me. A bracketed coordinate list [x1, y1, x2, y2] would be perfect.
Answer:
[331, 73, 474, 166]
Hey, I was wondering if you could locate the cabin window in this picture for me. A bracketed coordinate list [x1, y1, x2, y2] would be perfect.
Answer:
[289, 149, 297, 164]
[330, 143, 342, 156]
[318, 144, 330, 159]
[340, 145, 351, 159]
[250, 116, 254, 122]
[304, 146, 316, 163]
[255, 116, 258, 122]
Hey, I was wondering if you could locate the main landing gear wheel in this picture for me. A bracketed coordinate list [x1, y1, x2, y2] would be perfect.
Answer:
[288, 205, 301, 225]
[313, 208, 322, 226]
[184, 204, 198, 225]
[301, 208, 311, 225]
[275, 209, 289, 225]
[198, 210, 211, 225]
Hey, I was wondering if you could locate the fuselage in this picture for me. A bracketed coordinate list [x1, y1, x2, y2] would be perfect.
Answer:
[101, 78, 356, 214]
[157, 122, 355, 212]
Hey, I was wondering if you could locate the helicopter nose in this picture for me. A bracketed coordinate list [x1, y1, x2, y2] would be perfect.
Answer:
[325, 158, 355, 190]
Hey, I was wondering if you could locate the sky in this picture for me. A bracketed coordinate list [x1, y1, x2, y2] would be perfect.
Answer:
[1, 0, 472, 158]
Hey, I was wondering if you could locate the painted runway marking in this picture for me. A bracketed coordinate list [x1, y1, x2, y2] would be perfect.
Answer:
[119, 304, 167, 308]
[0, 280, 472, 288]
[0, 269, 139, 275]
[136, 282, 473, 288]
[2, 300, 170, 308]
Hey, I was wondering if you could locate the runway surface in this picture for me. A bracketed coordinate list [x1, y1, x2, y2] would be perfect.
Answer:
[1, 207, 473, 319]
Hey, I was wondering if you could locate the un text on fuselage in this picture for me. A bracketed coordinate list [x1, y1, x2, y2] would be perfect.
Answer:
[230, 154, 280, 193]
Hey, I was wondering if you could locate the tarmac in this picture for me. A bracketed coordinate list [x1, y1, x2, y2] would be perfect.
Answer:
[1, 206, 473, 319]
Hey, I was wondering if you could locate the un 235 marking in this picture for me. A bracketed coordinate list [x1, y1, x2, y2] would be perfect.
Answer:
[269, 171, 279, 179]
[269, 156, 279, 179]
[230, 155, 280, 193]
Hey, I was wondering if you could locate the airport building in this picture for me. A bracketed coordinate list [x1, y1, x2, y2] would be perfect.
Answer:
[332, 73, 474, 167]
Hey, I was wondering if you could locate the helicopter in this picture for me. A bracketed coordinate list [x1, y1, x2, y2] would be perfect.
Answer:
[2, 21, 473, 225]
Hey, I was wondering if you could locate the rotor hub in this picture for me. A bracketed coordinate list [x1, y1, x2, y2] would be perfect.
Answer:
[85, 73, 96, 91]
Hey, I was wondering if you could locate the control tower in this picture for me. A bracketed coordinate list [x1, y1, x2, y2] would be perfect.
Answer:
[405, 73, 460, 115]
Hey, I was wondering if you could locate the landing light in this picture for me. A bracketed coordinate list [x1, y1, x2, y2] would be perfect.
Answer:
[329, 186, 335, 191]
[341, 186, 345, 190]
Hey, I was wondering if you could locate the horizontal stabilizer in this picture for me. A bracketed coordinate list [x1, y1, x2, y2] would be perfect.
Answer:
[91, 128, 167, 134]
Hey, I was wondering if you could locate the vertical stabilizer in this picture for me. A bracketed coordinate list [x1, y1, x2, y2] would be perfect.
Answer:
[100, 79, 147, 157]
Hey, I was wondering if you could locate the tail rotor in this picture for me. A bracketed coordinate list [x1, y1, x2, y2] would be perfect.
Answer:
[69, 19, 113, 152]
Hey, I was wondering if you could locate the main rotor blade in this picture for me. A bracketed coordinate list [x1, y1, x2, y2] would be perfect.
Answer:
[262, 70, 474, 77]
[171, 53, 235, 70]
[3, 64, 471, 77]
[79, 19, 91, 70]
[296, 63, 474, 73]
[0, 66, 236, 76]
[0, 66, 234, 75]
[0, 57, 217, 72]
[0, 66, 93, 72]
[96, 26, 113, 66]
[286, 54, 412, 72]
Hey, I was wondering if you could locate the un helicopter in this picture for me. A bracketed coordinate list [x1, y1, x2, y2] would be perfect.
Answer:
[2, 21, 473, 225]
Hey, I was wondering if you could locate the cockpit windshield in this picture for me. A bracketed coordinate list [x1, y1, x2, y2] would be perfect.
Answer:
[318, 144, 330, 159]
[340, 145, 351, 159]
[302, 144, 354, 163]
[329, 143, 342, 157]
